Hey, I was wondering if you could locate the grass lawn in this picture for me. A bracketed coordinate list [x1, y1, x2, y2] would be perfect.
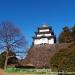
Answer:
[0, 68, 58, 75]
[5, 68, 58, 75]
[5, 73, 57, 75]
[6, 73, 37, 75]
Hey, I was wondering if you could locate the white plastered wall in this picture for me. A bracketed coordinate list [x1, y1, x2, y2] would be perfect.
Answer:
[34, 38, 54, 45]
[39, 29, 49, 32]
[37, 34, 43, 37]
[40, 38, 48, 44]
[34, 39, 40, 45]
[44, 34, 51, 36]
[37, 33, 51, 37]
[34, 38, 49, 45]
[49, 38, 54, 44]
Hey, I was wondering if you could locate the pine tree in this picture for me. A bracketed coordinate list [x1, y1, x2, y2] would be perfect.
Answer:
[59, 26, 72, 43]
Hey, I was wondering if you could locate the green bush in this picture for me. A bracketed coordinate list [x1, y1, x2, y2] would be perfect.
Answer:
[50, 43, 75, 72]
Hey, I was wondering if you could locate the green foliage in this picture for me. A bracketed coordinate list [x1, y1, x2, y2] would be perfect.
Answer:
[0, 51, 18, 68]
[59, 26, 75, 43]
[72, 25, 75, 34]
[72, 25, 75, 41]
[0, 53, 5, 68]
[7, 57, 18, 65]
[50, 43, 75, 72]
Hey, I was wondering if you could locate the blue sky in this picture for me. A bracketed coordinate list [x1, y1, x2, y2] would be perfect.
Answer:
[0, 0, 75, 47]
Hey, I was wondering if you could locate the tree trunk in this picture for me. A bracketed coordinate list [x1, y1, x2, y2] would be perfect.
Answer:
[4, 51, 9, 71]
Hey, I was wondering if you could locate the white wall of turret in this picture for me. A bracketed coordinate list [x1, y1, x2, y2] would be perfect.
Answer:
[34, 38, 54, 45]
[49, 38, 54, 44]
[37, 33, 51, 37]
[39, 29, 49, 32]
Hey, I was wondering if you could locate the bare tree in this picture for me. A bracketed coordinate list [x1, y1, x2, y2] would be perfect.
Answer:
[0, 21, 27, 70]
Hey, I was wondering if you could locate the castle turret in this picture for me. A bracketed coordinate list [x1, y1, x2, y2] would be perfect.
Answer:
[32, 24, 56, 45]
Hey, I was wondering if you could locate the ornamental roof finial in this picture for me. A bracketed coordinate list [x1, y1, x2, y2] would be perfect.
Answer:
[42, 24, 48, 27]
